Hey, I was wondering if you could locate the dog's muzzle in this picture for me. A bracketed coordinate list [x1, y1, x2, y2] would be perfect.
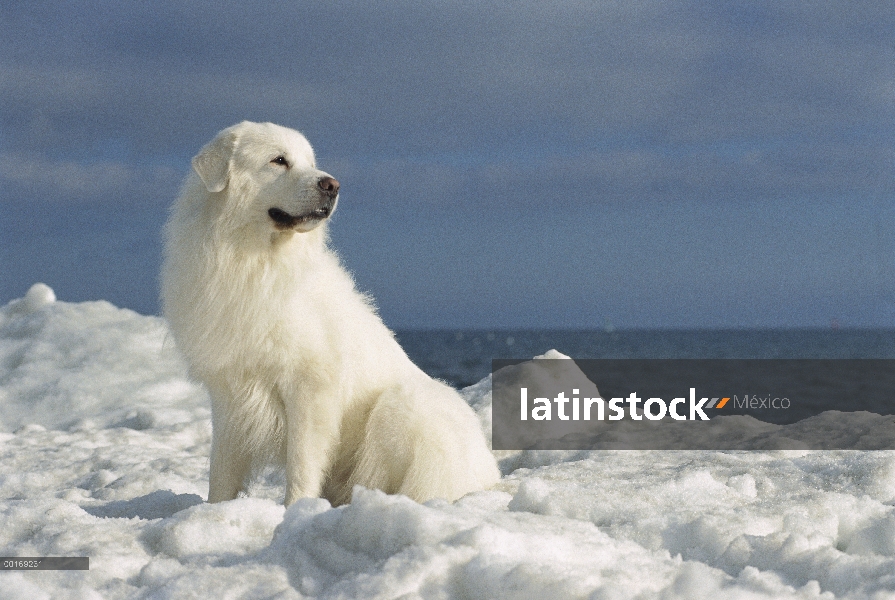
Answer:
[269, 176, 339, 229]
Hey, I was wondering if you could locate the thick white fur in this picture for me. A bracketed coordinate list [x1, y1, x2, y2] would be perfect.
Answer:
[161, 121, 500, 506]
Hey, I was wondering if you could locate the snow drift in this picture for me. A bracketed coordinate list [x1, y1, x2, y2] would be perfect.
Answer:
[2, 284, 895, 599]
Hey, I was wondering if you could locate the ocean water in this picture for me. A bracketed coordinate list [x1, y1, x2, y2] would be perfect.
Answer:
[395, 329, 895, 389]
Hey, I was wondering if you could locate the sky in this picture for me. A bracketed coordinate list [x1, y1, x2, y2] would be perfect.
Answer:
[1, 0, 893, 329]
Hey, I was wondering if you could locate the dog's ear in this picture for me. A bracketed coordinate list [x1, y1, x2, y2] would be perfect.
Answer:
[192, 129, 237, 193]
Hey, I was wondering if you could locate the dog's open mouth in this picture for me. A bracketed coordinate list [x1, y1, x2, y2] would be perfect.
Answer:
[268, 206, 332, 229]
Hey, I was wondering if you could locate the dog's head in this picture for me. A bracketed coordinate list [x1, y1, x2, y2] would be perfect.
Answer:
[192, 121, 339, 235]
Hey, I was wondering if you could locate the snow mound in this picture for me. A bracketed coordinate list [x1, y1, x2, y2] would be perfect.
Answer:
[0, 284, 207, 432]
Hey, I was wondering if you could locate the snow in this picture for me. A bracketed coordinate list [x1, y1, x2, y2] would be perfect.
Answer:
[2, 283, 895, 599]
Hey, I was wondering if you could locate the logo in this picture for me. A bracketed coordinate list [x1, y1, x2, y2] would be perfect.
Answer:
[519, 387, 731, 422]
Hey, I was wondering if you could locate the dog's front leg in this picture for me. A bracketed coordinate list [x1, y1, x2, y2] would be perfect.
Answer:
[282, 390, 340, 505]
[206, 383, 252, 503]
[208, 428, 252, 502]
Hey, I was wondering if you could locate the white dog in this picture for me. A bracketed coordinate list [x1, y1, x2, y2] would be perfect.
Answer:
[161, 121, 499, 506]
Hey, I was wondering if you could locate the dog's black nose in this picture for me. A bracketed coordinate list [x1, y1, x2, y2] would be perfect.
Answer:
[318, 176, 340, 197]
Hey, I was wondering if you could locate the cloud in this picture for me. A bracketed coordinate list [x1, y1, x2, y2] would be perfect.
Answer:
[3, 0, 891, 209]
[0, 151, 179, 202]
[1, 1, 890, 162]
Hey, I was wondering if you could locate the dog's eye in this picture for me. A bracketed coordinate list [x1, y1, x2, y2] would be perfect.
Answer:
[270, 156, 289, 168]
